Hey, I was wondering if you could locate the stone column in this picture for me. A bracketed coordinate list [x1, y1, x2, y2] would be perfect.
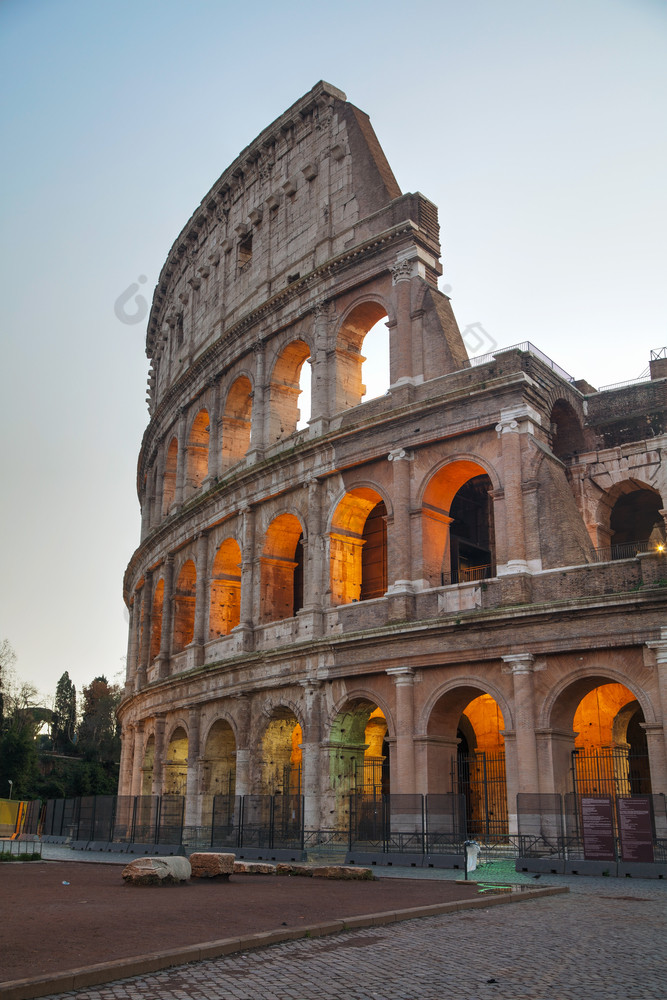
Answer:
[495, 405, 541, 574]
[156, 555, 174, 679]
[645, 628, 667, 795]
[387, 448, 413, 589]
[174, 407, 188, 507]
[304, 479, 324, 615]
[300, 681, 323, 831]
[137, 569, 153, 687]
[131, 720, 145, 798]
[233, 695, 252, 797]
[118, 724, 134, 797]
[386, 667, 416, 793]
[124, 598, 137, 696]
[152, 441, 166, 529]
[152, 715, 166, 797]
[185, 707, 202, 829]
[248, 341, 266, 462]
[193, 532, 209, 663]
[502, 653, 543, 831]
[308, 300, 332, 435]
[205, 377, 222, 483]
[389, 257, 414, 385]
[238, 506, 256, 646]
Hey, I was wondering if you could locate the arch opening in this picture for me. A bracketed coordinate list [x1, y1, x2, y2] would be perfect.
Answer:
[268, 340, 311, 443]
[173, 560, 196, 652]
[571, 682, 651, 796]
[221, 376, 252, 471]
[209, 539, 242, 638]
[162, 437, 178, 515]
[260, 514, 305, 623]
[149, 578, 164, 660]
[608, 482, 664, 558]
[335, 302, 389, 412]
[202, 719, 236, 798]
[259, 710, 302, 795]
[330, 488, 387, 605]
[328, 701, 388, 829]
[186, 409, 210, 494]
[550, 399, 586, 459]
[164, 726, 188, 795]
[422, 462, 494, 586]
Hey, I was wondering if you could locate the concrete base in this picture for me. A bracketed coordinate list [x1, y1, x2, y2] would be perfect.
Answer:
[345, 852, 424, 868]
[564, 859, 618, 876]
[617, 861, 667, 879]
[516, 857, 566, 874]
[125, 843, 186, 856]
[235, 847, 306, 862]
[423, 854, 466, 870]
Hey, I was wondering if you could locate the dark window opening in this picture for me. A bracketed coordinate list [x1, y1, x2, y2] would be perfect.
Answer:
[448, 475, 494, 583]
[238, 234, 253, 272]
[360, 501, 387, 600]
[292, 534, 304, 617]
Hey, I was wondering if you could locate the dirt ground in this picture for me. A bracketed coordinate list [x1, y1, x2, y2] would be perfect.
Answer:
[0, 861, 480, 983]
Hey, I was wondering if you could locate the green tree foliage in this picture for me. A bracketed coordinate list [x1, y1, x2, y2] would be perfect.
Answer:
[77, 675, 121, 766]
[0, 643, 49, 799]
[51, 671, 77, 753]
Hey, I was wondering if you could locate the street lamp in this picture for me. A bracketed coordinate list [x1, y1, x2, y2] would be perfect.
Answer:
[8, 780, 13, 800]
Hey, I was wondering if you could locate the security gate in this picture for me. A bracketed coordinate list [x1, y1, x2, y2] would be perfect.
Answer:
[453, 751, 508, 840]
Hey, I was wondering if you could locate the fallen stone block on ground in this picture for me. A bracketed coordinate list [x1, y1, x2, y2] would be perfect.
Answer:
[122, 856, 191, 886]
[311, 865, 376, 880]
[233, 861, 277, 875]
[190, 852, 235, 878]
[276, 863, 313, 876]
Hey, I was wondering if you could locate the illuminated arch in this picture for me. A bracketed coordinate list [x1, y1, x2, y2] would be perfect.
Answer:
[421, 460, 495, 586]
[173, 559, 196, 652]
[260, 513, 305, 622]
[209, 538, 242, 637]
[329, 487, 388, 604]
[221, 375, 252, 471]
[259, 706, 302, 794]
[334, 300, 390, 412]
[201, 719, 236, 797]
[267, 340, 311, 443]
[164, 725, 188, 795]
[186, 409, 210, 493]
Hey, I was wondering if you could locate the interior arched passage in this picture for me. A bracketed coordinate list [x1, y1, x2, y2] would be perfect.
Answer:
[427, 686, 507, 839]
[221, 376, 252, 471]
[209, 538, 242, 638]
[334, 302, 389, 412]
[550, 399, 586, 460]
[330, 488, 387, 604]
[162, 437, 178, 515]
[259, 709, 302, 795]
[201, 719, 236, 798]
[173, 560, 196, 652]
[608, 481, 664, 556]
[549, 676, 653, 797]
[422, 462, 494, 586]
[328, 700, 388, 829]
[149, 578, 164, 660]
[267, 340, 311, 444]
[186, 409, 210, 494]
[164, 726, 188, 795]
[260, 514, 304, 623]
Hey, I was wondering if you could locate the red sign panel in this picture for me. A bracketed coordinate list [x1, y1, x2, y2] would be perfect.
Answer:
[617, 797, 654, 863]
[581, 796, 616, 861]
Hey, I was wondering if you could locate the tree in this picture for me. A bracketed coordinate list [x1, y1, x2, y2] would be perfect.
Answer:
[0, 638, 17, 726]
[0, 643, 47, 799]
[77, 675, 121, 774]
[51, 672, 77, 753]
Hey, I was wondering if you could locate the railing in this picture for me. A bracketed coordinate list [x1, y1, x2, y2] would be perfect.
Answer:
[592, 539, 657, 563]
[468, 341, 574, 383]
[458, 564, 492, 583]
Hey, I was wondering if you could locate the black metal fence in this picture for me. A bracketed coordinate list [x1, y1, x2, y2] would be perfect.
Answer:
[41, 794, 186, 845]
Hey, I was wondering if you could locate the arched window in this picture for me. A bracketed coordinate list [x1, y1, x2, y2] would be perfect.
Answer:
[422, 462, 494, 586]
[173, 560, 196, 652]
[186, 409, 210, 493]
[260, 514, 304, 622]
[268, 340, 311, 443]
[149, 578, 164, 660]
[162, 436, 178, 515]
[330, 488, 387, 605]
[334, 302, 389, 412]
[209, 539, 242, 637]
[609, 482, 664, 557]
[221, 376, 252, 471]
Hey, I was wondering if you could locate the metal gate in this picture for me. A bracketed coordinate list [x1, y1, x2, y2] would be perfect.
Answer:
[453, 751, 508, 840]
[571, 747, 652, 798]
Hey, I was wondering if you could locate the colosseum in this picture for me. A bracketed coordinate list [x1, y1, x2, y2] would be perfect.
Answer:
[119, 81, 667, 859]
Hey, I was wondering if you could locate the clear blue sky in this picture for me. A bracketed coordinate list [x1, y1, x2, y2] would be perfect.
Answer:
[1, 0, 665, 700]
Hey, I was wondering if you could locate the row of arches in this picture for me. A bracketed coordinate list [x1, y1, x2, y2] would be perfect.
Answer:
[154, 306, 391, 519]
[136, 674, 653, 834]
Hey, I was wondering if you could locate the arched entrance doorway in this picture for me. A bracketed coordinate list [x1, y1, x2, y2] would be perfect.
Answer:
[328, 701, 389, 832]
[571, 682, 651, 797]
[164, 726, 188, 795]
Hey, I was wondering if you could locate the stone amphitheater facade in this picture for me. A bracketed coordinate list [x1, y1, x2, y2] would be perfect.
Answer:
[118, 82, 667, 837]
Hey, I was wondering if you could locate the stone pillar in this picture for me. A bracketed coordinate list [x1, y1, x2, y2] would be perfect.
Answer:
[131, 720, 145, 798]
[186, 707, 202, 829]
[205, 377, 222, 483]
[300, 681, 323, 831]
[193, 532, 209, 663]
[137, 569, 153, 688]
[124, 598, 137, 696]
[304, 479, 324, 617]
[174, 407, 188, 507]
[233, 695, 252, 797]
[308, 300, 332, 434]
[387, 448, 413, 589]
[156, 555, 174, 679]
[152, 441, 166, 530]
[118, 724, 134, 797]
[389, 257, 414, 385]
[152, 715, 166, 797]
[386, 667, 415, 793]
[238, 506, 256, 645]
[495, 405, 541, 574]
[248, 341, 266, 462]
[502, 653, 543, 831]
[645, 628, 667, 795]
[414, 735, 459, 796]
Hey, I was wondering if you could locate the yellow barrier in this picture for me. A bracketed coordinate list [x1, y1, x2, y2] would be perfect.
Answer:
[0, 798, 23, 839]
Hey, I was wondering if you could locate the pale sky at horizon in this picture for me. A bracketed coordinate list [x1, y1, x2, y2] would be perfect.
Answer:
[1, 0, 666, 702]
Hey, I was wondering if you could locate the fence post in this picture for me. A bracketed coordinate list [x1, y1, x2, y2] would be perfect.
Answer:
[154, 796, 161, 845]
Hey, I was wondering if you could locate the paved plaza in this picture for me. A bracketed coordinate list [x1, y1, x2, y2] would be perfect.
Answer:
[30, 851, 666, 1000]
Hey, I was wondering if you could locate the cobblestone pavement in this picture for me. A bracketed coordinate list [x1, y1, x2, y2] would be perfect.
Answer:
[39, 861, 665, 1000]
